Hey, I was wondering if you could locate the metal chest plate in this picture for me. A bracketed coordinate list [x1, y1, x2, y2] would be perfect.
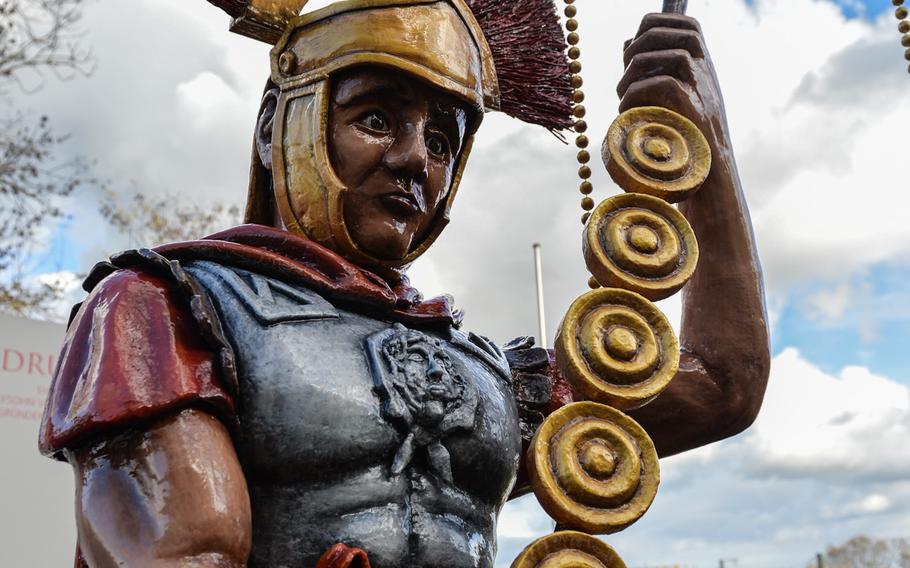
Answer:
[185, 260, 521, 568]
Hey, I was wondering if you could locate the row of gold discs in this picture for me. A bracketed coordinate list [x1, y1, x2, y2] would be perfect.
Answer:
[511, 2, 717, 566]
[895, 0, 910, 73]
[510, 1, 711, 567]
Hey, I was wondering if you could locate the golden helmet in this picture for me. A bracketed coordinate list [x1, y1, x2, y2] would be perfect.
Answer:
[211, 0, 572, 270]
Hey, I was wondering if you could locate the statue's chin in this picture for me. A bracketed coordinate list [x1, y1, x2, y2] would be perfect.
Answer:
[347, 221, 415, 263]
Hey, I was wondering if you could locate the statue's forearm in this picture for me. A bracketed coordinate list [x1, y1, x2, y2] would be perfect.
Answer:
[630, 135, 771, 457]
[679, 141, 770, 381]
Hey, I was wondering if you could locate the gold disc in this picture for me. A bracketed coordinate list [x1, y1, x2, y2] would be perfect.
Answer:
[554, 287, 679, 410]
[527, 402, 659, 535]
[511, 531, 628, 568]
[584, 193, 699, 301]
[603, 106, 711, 203]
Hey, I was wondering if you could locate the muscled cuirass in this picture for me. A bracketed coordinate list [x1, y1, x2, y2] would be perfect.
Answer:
[185, 261, 522, 568]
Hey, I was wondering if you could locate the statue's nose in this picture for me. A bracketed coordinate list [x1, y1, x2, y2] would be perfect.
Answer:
[427, 360, 445, 381]
[383, 123, 429, 183]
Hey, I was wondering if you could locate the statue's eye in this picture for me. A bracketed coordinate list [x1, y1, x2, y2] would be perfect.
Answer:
[426, 133, 449, 158]
[358, 111, 390, 133]
[408, 353, 425, 362]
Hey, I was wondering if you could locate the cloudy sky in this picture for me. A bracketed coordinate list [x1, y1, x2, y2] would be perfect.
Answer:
[8, 0, 910, 566]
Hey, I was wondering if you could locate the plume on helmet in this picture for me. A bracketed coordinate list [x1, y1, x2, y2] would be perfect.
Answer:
[466, 0, 573, 133]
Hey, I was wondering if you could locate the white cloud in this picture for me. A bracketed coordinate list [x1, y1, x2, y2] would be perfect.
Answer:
[175, 71, 249, 133]
[850, 493, 892, 515]
[804, 283, 854, 324]
[8, 0, 910, 564]
[497, 349, 910, 567]
[746, 349, 910, 480]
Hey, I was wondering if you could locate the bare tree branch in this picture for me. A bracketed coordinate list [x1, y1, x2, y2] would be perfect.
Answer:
[0, 0, 95, 95]
[810, 535, 910, 568]
[0, 112, 89, 316]
[0, 0, 96, 316]
[99, 187, 242, 249]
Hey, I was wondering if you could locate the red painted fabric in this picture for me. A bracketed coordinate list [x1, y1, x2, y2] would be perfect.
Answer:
[316, 543, 372, 568]
[160, 224, 461, 328]
[544, 348, 574, 415]
[39, 268, 234, 458]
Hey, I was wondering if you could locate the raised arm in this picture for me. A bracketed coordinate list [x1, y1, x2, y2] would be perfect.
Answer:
[617, 13, 771, 457]
[68, 409, 252, 567]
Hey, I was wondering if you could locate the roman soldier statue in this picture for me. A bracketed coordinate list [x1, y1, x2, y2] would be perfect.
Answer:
[39, 0, 770, 566]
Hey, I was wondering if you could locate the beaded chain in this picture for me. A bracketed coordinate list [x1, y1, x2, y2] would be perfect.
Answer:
[896, 0, 910, 73]
[562, 0, 603, 289]
[562, 0, 594, 225]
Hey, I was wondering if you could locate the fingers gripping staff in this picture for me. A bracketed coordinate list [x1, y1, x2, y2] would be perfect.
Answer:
[518, 1, 716, 565]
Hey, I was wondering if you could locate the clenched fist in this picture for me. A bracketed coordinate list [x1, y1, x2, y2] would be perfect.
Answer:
[618, 13, 731, 165]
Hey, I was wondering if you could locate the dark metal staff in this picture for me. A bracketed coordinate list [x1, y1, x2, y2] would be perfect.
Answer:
[662, 0, 688, 14]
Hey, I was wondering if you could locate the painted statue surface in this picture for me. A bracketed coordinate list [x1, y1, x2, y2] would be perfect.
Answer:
[39, 1, 771, 567]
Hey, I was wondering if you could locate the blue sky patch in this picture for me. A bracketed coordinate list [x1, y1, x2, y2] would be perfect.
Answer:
[744, 0, 890, 20]
[772, 263, 910, 385]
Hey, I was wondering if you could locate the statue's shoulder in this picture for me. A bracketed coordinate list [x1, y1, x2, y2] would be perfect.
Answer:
[41, 248, 236, 460]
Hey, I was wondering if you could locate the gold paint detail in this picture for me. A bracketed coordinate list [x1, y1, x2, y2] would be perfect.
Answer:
[278, 51, 296, 75]
[642, 137, 672, 161]
[229, 1, 311, 44]
[627, 225, 659, 254]
[580, 442, 616, 478]
[604, 106, 712, 203]
[583, 193, 699, 301]
[526, 402, 660, 534]
[554, 287, 680, 410]
[271, 0, 499, 111]
[605, 327, 638, 362]
[562, 0, 595, 223]
[251, 0, 310, 19]
[511, 531, 629, 568]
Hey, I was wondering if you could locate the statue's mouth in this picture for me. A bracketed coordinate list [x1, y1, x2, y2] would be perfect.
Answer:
[380, 191, 421, 216]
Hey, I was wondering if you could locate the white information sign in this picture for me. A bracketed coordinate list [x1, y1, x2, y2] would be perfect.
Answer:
[0, 314, 74, 567]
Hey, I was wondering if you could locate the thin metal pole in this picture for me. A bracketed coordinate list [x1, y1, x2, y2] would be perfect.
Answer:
[662, 0, 688, 14]
[533, 244, 548, 349]
[817, 553, 824, 568]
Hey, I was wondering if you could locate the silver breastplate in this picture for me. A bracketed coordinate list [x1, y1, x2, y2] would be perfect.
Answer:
[185, 260, 522, 568]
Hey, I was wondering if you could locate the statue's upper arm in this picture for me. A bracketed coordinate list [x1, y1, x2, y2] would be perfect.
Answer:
[69, 409, 251, 568]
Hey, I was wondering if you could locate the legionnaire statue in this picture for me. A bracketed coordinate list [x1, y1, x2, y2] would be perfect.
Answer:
[39, 0, 770, 566]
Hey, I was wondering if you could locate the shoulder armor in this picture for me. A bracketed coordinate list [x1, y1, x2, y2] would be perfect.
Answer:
[449, 329, 511, 384]
[185, 261, 339, 325]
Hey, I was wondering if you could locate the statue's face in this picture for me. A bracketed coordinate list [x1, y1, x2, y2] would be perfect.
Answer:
[401, 344, 454, 401]
[327, 67, 470, 261]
